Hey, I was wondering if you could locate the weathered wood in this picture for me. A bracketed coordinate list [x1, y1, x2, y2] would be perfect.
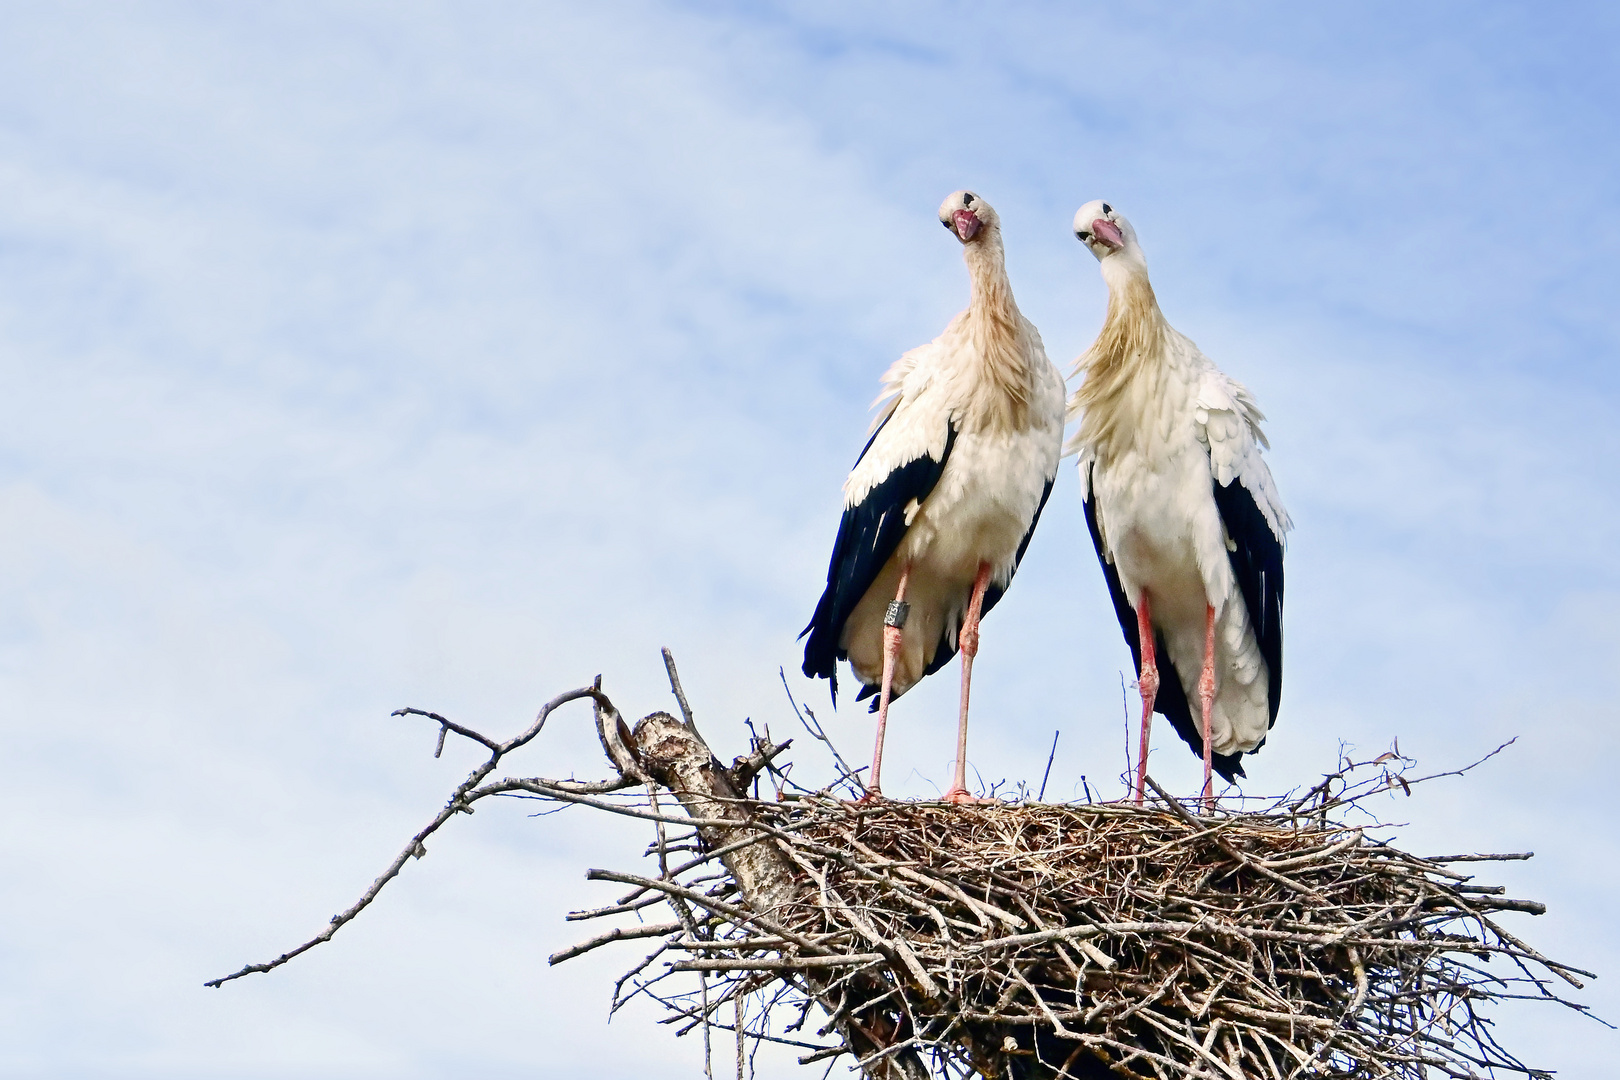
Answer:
[207, 678, 1576, 1080]
[630, 710, 931, 1080]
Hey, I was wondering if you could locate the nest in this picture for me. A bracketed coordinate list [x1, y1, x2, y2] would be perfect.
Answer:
[564, 755, 1590, 1080]
[203, 667, 1593, 1080]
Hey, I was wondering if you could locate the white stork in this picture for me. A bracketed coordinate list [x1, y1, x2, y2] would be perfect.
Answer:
[1066, 200, 1291, 805]
[802, 190, 1065, 802]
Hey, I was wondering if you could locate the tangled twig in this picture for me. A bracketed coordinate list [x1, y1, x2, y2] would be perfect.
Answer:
[207, 658, 1598, 1080]
[566, 775, 1592, 1079]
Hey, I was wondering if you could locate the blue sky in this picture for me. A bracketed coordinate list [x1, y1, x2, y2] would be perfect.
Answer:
[1, 2, 1616, 1076]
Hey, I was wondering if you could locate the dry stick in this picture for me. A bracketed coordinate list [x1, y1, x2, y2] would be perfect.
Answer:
[206, 684, 605, 987]
[1475, 914, 1588, 989]
[809, 861, 942, 1003]
[663, 645, 697, 730]
[779, 833, 962, 941]
[567, 892, 670, 921]
[1258, 829, 1362, 871]
[649, 779, 715, 1080]
[1134, 1008, 1243, 1080]
[647, 990, 836, 1052]
[797, 1044, 849, 1066]
[846, 830, 1024, 930]
[1120, 671, 1133, 793]
[676, 933, 854, 951]
[611, 940, 673, 1010]
[1013, 963, 1078, 1038]
[779, 667, 860, 791]
[1406, 737, 1518, 785]
[1010, 893, 1090, 981]
[549, 921, 686, 965]
[674, 956, 886, 972]
[585, 870, 826, 954]
[1144, 775, 1327, 902]
[392, 706, 501, 753]
[483, 777, 771, 828]
[222, 663, 1589, 1080]
[621, 714, 934, 1079]
[1038, 729, 1060, 802]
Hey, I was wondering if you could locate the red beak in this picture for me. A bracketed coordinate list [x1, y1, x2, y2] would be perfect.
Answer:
[1091, 218, 1124, 250]
[952, 209, 982, 242]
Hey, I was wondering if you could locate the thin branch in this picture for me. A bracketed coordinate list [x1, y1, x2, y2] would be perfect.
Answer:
[206, 684, 604, 987]
[213, 667, 1588, 1080]
[391, 706, 500, 753]
[663, 646, 697, 730]
[550, 922, 686, 965]
[778, 667, 859, 795]
[1038, 729, 1060, 803]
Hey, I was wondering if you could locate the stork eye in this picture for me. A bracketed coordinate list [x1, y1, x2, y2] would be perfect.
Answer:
[1077, 230, 1091, 240]
[941, 218, 954, 230]
[963, 194, 975, 207]
[1101, 203, 1112, 214]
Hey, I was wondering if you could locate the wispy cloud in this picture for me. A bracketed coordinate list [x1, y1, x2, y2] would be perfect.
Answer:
[0, 2, 1615, 1075]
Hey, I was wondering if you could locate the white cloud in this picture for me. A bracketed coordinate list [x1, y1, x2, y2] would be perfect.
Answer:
[0, 2, 1615, 1075]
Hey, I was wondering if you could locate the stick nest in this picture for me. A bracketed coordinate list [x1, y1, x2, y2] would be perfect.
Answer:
[575, 761, 1591, 1080]
[203, 668, 1598, 1078]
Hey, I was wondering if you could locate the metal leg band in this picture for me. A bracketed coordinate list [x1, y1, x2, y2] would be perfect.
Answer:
[883, 600, 910, 629]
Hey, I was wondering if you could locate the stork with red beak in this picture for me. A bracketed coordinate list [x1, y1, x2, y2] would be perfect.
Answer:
[802, 190, 1065, 802]
[1067, 199, 1291, 805]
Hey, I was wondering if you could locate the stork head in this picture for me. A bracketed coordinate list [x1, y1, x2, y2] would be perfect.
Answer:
[1072, 200, 1139, 263]
[939, 190, 998, 245]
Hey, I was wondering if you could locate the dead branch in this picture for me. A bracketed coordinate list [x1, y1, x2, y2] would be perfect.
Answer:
[205, 683, 622, 987]
[206, 656, 1596, 1080]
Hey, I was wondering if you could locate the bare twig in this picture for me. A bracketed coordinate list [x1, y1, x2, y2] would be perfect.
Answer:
[206, 684, 608, 987]
[550, 921, 685, 965]
[591, 743, 1589, 1080]
[779, 667, 861, 798]
[663, 646, 697, 730]
[211, 668, 1589, 1080]
[1038, 729, 1059, 802]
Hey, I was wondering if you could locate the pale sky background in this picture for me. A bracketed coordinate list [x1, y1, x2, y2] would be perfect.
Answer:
[1, 2, 1617, 1077]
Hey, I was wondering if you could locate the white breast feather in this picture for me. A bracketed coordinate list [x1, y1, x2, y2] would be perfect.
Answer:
[834, 309, 1065, 699]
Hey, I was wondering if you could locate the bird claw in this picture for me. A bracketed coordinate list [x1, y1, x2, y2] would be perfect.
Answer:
[941, 788, 996, 806]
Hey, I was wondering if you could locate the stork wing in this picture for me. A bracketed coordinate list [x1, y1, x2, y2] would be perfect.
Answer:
[800, 405, 957, 703]
[1197, 372, 1289, 730]
[1081, 461, 1246, 780]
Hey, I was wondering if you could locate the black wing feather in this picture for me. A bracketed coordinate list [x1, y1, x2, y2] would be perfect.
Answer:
[851, 470, 1056, 707]
[1082, 463, 1246, 781]
[1210, 477, 1285, 732]
[800, 419, 958, 703]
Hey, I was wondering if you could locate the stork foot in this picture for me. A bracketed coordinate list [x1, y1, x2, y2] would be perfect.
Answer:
[853, 787, 886, 805]
[941, 788, 996, 806]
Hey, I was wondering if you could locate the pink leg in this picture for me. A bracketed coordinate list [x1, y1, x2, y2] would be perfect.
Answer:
[1133, 594, 1158, 806]
[865, 563, 911, 799]
[945, 562, 994, 805]
[1199, 603, 1217, 808]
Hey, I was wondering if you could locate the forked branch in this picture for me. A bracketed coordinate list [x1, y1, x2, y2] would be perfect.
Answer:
[206, 682, 633, 988]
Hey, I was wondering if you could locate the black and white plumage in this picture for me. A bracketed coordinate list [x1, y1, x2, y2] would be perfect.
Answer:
[802, 190, 1065, 801]
[1066, 200, 1290, 802]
